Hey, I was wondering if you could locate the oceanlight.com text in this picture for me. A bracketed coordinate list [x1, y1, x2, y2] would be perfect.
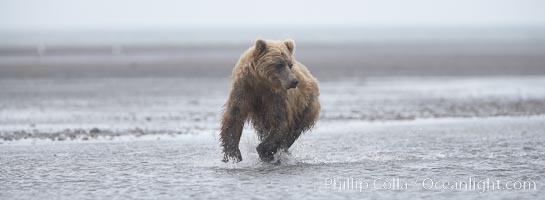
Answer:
[323, 177, 537, 193]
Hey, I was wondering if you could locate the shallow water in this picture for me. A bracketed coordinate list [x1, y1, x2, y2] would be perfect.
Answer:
[1, 76, 544, 140]
[1, 117, 544, 199]
[1, 76, 544, 199]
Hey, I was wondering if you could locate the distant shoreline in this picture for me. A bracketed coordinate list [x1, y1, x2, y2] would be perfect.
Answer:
[1, 40, 545, 79]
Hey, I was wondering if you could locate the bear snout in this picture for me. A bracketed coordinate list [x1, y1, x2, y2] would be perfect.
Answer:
[288, 79, 299, 89]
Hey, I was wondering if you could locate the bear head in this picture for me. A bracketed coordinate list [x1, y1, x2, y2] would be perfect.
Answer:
[251, 39, 299, 91]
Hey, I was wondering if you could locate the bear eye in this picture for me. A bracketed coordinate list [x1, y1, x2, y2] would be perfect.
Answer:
[275, 63, 284, 70]
[288, 64, 293, 69]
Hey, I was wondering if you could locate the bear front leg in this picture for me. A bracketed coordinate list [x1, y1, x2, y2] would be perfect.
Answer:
[256, 138, 282, 162]
[220, 82, 248, 163]
[220, 105, 246, 163]
[281, 100, 319, 152]
[255, 100, 291, 162]
[281, 129, 303, 150]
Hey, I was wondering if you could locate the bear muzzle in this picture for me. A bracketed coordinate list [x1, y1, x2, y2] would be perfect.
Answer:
[287, 79, 299, 89]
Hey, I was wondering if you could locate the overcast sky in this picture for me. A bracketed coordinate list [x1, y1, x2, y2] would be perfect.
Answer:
[1, 0, 545, 31]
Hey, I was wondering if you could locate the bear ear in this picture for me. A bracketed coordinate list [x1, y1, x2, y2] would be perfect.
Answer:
[254, 39, 267, 59]
[284, 39, 295, 55]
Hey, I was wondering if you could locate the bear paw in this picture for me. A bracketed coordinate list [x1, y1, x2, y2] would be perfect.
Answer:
[222, 148, 242, 163]
[256, 144, 277, 163]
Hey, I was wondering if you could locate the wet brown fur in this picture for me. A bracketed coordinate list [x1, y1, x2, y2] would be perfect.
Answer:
[220, 39, 320, 162]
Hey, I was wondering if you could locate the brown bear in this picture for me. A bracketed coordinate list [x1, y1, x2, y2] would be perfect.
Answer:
[220, 38, 320, 163]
